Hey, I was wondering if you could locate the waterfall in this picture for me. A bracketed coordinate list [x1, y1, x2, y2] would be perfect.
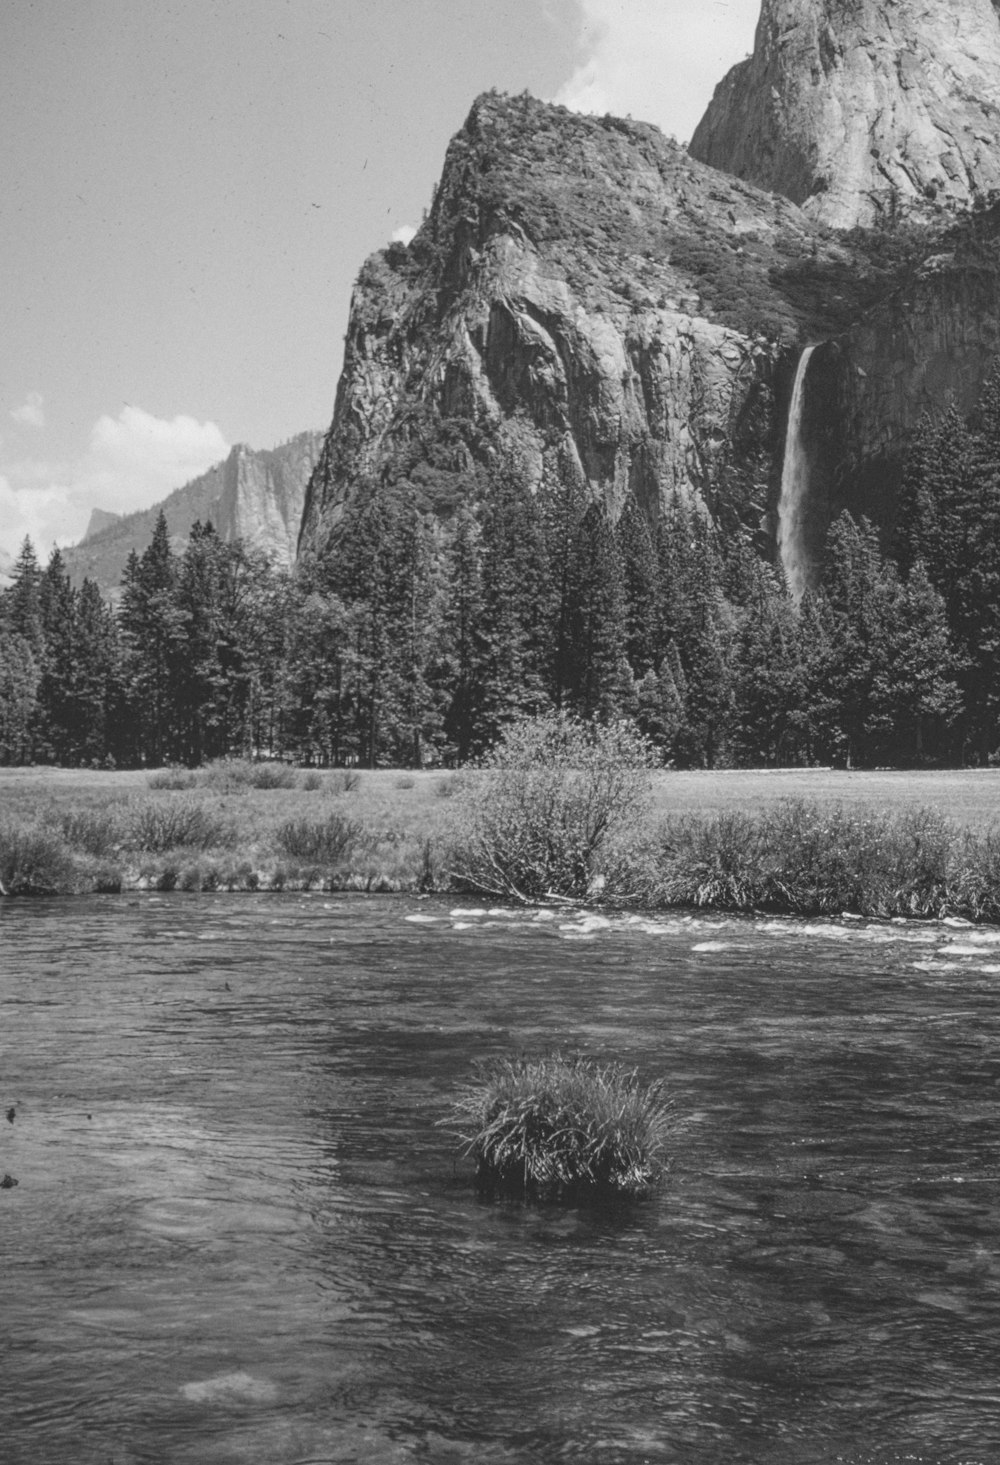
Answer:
[777, 345, 816, 602]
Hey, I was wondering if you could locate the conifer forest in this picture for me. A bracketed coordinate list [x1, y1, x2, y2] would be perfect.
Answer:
[4, 376, 1000, 773]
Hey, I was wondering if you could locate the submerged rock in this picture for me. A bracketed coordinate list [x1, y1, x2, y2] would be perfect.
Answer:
[180, 1370, 278, 1406]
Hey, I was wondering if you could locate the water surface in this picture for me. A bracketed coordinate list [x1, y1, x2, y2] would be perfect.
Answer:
[2, 894, 999, 1464]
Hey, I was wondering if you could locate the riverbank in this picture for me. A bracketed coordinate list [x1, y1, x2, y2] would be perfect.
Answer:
[4, 764, 1000, 915]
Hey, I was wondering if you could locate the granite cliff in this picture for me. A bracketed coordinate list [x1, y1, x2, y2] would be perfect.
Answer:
[298, 92, 906, 565]
[690, 0, 1000, 229]
[300, 7, 1000, 592]
[66, 430, 323, 595]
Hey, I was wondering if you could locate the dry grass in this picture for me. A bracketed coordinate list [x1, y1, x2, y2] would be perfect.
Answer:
[644, 768, 1000, 832]
[0, 767, 456, 894]
[5, 765, 1000, 904]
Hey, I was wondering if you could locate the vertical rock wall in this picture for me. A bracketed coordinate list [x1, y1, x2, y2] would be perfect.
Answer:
[690, 0, 1000, 228]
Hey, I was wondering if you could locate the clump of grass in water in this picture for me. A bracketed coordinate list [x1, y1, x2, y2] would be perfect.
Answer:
[445, 1054, 674, 1202]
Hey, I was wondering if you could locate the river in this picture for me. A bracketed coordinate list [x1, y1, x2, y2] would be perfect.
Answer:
[2, 894, 999, 1464]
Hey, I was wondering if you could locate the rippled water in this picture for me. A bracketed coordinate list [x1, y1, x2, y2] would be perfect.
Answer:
[2, 894, 1000, 1464]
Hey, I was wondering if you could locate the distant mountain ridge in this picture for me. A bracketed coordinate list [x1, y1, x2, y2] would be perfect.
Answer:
[64, 430, 324, 595]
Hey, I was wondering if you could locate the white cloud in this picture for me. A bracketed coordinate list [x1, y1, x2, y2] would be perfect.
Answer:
[11, 391, 45, 428]
[0, 405, 229, 560]
[87, 406, 229, 507]
[391, 224, 417, 246]
[555, 0, 760, 143]
[0, 473, 74, 559]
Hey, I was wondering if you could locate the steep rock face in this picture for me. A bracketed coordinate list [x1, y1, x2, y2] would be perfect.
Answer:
[759, 203, 1000, 590]
[826, 235, 1000, 515]
[299, 94, 900, 563]
[65, 431, 323, 595]
[82, 508, 122, 542]
[214, 435, 322, 558]
[690, 0, 1000, 228]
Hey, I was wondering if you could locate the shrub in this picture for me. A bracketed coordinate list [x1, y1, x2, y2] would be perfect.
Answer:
[147, 768, 198, 791]
[56, 806, 125, 857]
[328, 769, 362, 794]
[199, 758, 296, 792]
[450, 714, 655, 903]
[301, 771, 324, 792]
[125, 800, 236, 853]
[247, 762, 298, 791]
[275, 812, 364, 864]
[654, 800, 959, 918]
[0, 823, 78, 896]
[445, 1054, 675, 1202]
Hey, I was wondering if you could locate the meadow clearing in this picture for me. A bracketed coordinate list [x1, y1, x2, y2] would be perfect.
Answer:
[5, 762, 1000, 916]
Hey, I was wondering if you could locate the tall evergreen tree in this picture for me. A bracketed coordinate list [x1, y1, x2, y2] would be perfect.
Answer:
[118, 511, 184, 764]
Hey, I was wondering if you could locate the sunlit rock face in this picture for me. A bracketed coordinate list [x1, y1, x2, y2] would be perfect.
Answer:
[299, 87, 1000, 584]
[297, 92, 894, 565]
[64, 431, 324, 595]
[690, 0, 1000, 229]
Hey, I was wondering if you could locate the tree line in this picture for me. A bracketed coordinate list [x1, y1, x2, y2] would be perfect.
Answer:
[3, 378, 1000, 770]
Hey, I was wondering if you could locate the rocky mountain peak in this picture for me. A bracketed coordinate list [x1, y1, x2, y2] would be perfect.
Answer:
[690, 0, 1000, 228]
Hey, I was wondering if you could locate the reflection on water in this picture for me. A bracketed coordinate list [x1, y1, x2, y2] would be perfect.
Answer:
[2, 893, 1000, 1463]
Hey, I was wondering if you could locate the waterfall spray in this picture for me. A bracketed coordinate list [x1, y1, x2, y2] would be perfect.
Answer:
[777, 345, 817, 602]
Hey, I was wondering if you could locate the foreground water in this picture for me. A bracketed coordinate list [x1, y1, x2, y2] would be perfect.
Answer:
[2, 895, 1000, 1464]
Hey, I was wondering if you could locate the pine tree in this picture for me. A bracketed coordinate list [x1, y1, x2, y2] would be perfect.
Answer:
[870, 560, 963, 764]
[564, 504, 634, 720]
[615, 494, 659, 680]
[5, 537, 44, 660]
[730, 559, 806, 766]
[478, 460, 551, 744]
[0, 629, 40, 764]
[118, 511, 184, 764]
[35, 549, 81, 762]
[440, 503, 485, 762]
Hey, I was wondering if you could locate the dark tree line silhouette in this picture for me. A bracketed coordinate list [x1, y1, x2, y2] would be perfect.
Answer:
[3, 377, 1000, 769]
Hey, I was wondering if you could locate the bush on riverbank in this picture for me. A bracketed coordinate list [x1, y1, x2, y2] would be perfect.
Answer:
[449, 714, 655, 903]
[0, 822, 79, 895]
[446, 1054, 674, 1202]
[654, 799, 1000, 921]
[275, 812, 365, 864]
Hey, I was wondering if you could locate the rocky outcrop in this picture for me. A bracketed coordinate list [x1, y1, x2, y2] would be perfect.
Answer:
[298, 93, 905, 563]
[690, 0, 1000, 229]
[215, 436, 322, 559]
[301, 88, 1000, 595]
[816, 233, 1000, 526]
[82, 508, 122, 542]
[65, 431, 323, 595]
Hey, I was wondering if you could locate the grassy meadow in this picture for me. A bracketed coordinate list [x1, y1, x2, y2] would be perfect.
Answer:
[5, 762, 1000, 917]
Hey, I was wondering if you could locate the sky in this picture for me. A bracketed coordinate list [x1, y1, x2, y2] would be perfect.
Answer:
[0, 0, 760, 562]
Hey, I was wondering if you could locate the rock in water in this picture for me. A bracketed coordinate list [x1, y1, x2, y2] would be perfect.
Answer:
[690, 0, 1000, 228]
[181, 1371, 278, 1406]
